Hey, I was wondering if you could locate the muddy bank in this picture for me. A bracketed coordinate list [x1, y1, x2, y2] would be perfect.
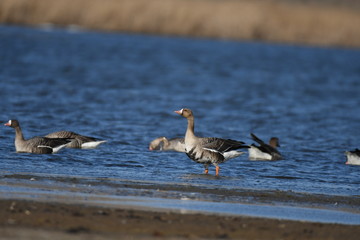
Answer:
[1, 199, 359, 240]
[3, 173, 360, 213]
[0, 0, 359, 47]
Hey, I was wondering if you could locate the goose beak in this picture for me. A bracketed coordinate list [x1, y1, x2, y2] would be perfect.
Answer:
[174, 109, 183, 115]
[4, 120, 11, 126]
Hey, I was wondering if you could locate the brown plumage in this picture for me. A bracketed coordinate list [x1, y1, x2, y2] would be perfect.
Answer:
[149, 137, 186, 152]
[45, 131, 106, 149]
[4, 119, 71, 154]
[175, 108, 248, 176]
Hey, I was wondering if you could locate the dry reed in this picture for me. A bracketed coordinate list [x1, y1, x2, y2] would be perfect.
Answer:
[0, 0, 359, 47]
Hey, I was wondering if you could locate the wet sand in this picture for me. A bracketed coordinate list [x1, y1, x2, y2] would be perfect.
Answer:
[1, 198, 360, 240]
[2, 173, 360, 213]
[1, 173, 360, 239]
[1, 177, 360, 239]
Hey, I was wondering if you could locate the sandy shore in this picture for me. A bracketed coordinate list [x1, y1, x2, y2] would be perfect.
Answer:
[1, 198, 360, 240]
[0, 0, 359, 47]
[2, 160, 360, 239]
[1, 174, 359, 239]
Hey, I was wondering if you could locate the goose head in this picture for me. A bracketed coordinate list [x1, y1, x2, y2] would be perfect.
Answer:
[4, 119, 20, 128]
[174, 108, 193, 118]
[269, 137, 280, 148]
[149, 137, 168, 151]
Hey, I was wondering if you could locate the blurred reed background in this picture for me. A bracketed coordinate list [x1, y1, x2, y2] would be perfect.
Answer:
[0, 0, 359, 47]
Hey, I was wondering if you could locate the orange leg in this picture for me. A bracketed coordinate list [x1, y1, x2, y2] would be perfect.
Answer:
[215, 166, 220, 176]
[204, 169, 209, 174]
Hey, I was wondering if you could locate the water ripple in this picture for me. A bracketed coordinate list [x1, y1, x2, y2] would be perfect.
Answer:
[0, 25, 359, 196]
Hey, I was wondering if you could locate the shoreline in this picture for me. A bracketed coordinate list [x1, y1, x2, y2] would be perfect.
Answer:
[0, 172, 360, 240]
[1, 198, 360, 240]
[2, 172, 360, 212]
[0, 0, 359, 48]
[1, 173, 360, 239]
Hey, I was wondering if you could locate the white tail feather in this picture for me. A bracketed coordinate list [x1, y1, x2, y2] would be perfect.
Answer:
[248, 146, 272, 160]
[223, 150, 244, 160]
[81, 140, 107, 149]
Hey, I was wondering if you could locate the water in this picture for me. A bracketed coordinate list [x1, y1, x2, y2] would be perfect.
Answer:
[0, 25, 359, 201]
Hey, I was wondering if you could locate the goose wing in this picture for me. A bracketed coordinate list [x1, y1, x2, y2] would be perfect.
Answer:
[46, 131, 99, 142]
[251, 133, 280, 154]
[250, 133, 266, 146]
[28, 137, 71, 148]
[201, 137, 248, 153]
[351, 148, 360, 157]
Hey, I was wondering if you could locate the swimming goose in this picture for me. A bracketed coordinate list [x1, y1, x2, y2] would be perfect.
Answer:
[248, 133, 282, 160]
[149, 137, 186, 152]
[345, 149, 360, 165]
[4, 119, 71, 154]
[45, 131, 106, 149]
[175, 108, 249, 176]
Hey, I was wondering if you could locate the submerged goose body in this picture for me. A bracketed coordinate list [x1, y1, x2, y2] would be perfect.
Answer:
[345, 149, 360, 165]
[248, 133, 282, 160]
[149, 137, 186, 152]
[175, 108, 248, 176]
[45, 131, 106, 149]
[4, 120, 71, 154]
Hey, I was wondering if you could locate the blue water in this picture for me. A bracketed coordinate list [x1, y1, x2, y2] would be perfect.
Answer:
[0, 25, 359, 197]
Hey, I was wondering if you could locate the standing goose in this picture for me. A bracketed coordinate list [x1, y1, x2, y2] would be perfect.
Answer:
[45, 131, 106, 149]
[345, 149, 360, 165]
[175, 108, 248, 176]
[248, 133, 282, 160]
[149, 137, 185, 152]
[4, 119, 71, 154]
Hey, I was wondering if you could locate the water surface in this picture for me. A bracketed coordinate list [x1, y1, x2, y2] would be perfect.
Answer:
[0, 25, 359, 201]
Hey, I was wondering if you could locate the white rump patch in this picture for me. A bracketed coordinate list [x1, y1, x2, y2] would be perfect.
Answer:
[345, 152, 360, 165]
[81, 140, 107, 149]
[248, 146, 272, 160]
[223, 150, 244, 160]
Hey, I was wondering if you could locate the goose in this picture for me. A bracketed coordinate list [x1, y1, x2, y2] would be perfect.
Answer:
[45, 131, 106, 149]
[175, 108, 249, 176]
[248, 133, 282, 160]
[149, 137, 185, 152]
[345, 149, 360, 165]
[4, 119, 71, 154]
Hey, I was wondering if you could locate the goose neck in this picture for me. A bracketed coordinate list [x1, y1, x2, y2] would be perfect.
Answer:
[14, 126, 25, 142]
[185, 117, 196, 138]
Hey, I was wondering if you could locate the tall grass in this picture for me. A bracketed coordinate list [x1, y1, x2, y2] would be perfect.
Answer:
[0, 0, 359, 47]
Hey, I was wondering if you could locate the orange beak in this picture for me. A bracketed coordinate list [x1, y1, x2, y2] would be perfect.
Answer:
[174, 109, 182, 115]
